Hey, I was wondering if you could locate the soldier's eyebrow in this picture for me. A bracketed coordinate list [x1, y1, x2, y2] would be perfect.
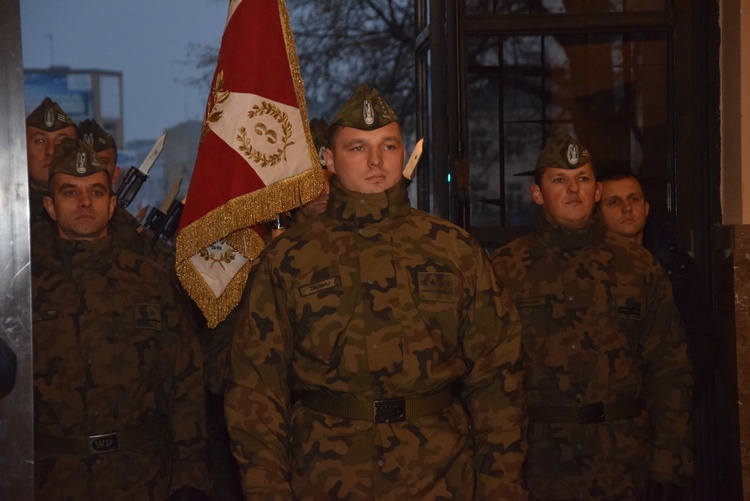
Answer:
[56, 182, 78, 191]
[341, 138, 367, 148]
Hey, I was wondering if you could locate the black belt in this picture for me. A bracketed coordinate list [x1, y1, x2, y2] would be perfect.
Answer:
[301, 387, 454, 423]
[528, 400, 642, 424]
[35, 417, 167, 455]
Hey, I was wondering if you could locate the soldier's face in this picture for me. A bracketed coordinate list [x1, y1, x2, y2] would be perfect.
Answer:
[96, 147, 117, 175]
[94, 147, 122, 189]
[43, 171, 116, 241]
[26, 125, 77, 191]
[531, 163, 601, 229]
[598, 177, 650, 243]
[323, 122, 404, 194]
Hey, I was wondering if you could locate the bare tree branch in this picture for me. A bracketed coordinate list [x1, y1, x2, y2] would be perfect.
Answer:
[182, 0, 416, 133]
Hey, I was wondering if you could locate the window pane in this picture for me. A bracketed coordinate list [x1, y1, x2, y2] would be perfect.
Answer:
[466, 31, 669, 227]
[465, 0, 667, 15]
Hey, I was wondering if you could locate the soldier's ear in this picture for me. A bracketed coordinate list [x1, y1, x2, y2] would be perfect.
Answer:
[531, 183, 544, 206]
[111, 166, 122, 188]
[43, 196, 58, 222]
[107, 195, 117, 222]
[323, 148, 336, 175]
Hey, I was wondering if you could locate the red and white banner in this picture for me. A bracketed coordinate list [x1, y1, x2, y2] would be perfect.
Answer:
[176, 0, 322, 328]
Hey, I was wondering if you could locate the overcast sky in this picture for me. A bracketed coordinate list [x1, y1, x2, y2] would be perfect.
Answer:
[20, 0, 226, 143]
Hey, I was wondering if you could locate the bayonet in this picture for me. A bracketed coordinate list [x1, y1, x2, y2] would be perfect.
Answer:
[115, 133, 167, 208]
[402, 138, 424, 180]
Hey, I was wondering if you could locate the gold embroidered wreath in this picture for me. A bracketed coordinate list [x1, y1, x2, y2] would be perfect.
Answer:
[199, 244, 237, 271]
[236, 101, 295, 168]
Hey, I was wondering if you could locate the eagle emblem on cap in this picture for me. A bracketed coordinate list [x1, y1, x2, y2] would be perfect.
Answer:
[363, 99, 375, 125]
[82, 132, 94, 146]
[566, 143, 580, 166]
[76, 152, 88, 174]
[44, 107, 55, 128]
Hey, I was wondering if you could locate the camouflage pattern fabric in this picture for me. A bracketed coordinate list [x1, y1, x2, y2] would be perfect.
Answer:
[225, 179, 527, 500]
[491, 213, 693, 500]
[31, 234, 209, 500]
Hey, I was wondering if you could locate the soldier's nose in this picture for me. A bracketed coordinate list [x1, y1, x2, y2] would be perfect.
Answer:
[79, 194, 93, 207]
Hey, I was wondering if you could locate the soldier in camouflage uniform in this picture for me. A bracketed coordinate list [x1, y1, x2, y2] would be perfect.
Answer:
[32, 138, 210, 500]
[598, 170, 718, 403]
[225, 84, 527, 500]
[492, 131, 693, 500]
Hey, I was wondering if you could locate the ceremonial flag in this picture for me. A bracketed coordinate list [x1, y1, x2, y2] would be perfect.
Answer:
[176, 0, 322, 328]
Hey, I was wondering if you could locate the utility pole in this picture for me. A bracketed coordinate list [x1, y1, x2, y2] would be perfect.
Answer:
[47, 32, 54, 66]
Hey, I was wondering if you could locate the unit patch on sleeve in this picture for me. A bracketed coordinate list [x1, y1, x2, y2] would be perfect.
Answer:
[134, 304, 162, 330]
[417, 272, 455, 302]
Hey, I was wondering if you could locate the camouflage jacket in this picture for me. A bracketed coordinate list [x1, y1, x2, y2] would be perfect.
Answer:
[32, 234, 209, 500]
[225, 179, 527, 500]
[492, 213, 693, 500]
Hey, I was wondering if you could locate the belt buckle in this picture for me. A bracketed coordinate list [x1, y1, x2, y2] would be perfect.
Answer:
[578, 402, 605, 424]
[89, 432, 119, 454]
[374, 397, 406, 423]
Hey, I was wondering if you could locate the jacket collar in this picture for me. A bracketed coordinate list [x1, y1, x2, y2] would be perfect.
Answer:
[532, 211, 605, 252]
[325, 178, 411, 227]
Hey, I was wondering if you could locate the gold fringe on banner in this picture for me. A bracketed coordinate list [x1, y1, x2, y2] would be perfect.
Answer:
[175, 233, 259, 329]
[176, 167, 323, 328]
[176, 167, 322, 263]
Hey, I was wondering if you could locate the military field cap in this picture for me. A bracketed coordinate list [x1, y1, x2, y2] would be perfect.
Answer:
[78, 119, 117, 152]
[309, 117, 329, 166]
[330, 84, 398, 131]
[26, 97, 76, 131]
[535, 131, 592, 171]
[49, 137, 106, 178]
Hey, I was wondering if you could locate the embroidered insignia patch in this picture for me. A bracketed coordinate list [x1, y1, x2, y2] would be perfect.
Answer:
[44, 107, 55, 128]
[134, 304, 162, 330]
[76, 152, 88, 174]
[417, 272, 455, 302]
[299, 276, 342, 297]
[363, 99, 375, 125]
[566, 142, 579, 166]
[616, 295, 642, 320]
